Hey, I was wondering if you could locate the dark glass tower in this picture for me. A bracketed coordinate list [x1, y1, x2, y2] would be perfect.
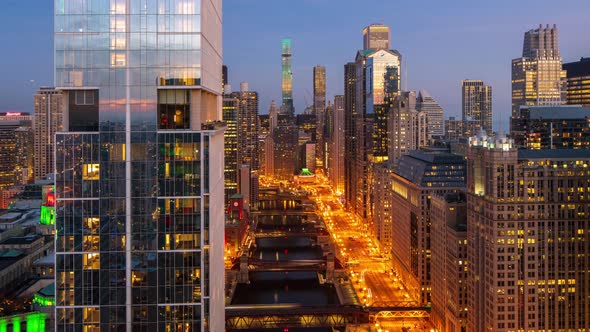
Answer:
[53, 1, 225, 330]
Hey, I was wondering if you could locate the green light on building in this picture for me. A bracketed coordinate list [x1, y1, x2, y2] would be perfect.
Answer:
[0, 318, 6, 332]
[33, 294, 54, 307]
[300, 168, 314, 176]
[26, 313, 46, 332]
[40, 206, 55, 225]
[12, 317, 20, 332]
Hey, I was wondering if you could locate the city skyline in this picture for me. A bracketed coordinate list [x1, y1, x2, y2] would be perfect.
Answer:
[1, 1, 590, 132]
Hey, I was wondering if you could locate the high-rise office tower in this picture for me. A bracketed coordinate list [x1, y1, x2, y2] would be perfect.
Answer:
[444, 116, 464, 141]
[415, 109, 429, 148]
[344, 62, 357, 212]
[299, 142, 316, 173]
[329, 96, 345, 195]
[296, 113, 317, 140]
[388, 91, 418, 163]
[563, 57, 590, 106]
[512, 25, 566, 120]
[323, 101, 333, 170]
[232, 83, 259, 172]
[390, 151, 466, 304]
[314, 65, 326, 169]
[363, 24, 390, 50]
[431, 192, 468, 332]
[462, 80, 492, 136]
[257, 114, 269, 176]
[511, 105, 590, 149]
[54, 1, 225, 330]
[416, 90, 444, 140]
[466, 132, 590, 332]
[264, 101, 279, 177]
[269, 100, 279, 132]
[371, 161, 394, 254]
[281, 38, 294, 115]
[347, 26, 401, 220]
[0, 113, 32, 189]
[272, 121, 298, 180]
[231, 82, 259, 210]
[34, 87, 64, 181]
[222, 65, 228, 91]
[313, 66, 326, 116]
[223, 88, 239, 200]
[373, 64, 401, 161]
[14, 126, 34, 185]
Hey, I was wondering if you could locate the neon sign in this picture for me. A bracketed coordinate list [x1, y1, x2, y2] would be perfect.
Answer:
[45, 193, 55, 207]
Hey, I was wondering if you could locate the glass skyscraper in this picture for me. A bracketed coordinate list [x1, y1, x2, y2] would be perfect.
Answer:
[53, 0, 225, 331]
[281, 38, 294, 115]
[511, 24, 566, 118]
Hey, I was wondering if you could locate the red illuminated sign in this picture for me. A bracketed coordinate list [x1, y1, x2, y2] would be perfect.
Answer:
[46, 193, 55, 207]
[5, 112, 23, 116]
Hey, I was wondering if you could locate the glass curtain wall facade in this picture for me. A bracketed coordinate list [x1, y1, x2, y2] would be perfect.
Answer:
[281, 38, 294, 115]
[511, 25, 566, 120]
[54, 0, 225, 331]
[563, 57, 590, 106]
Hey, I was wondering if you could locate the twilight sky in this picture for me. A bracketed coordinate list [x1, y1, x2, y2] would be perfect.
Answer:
[1, 0, 589, 131]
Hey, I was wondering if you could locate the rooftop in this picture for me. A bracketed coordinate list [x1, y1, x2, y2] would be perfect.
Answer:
[563, 57, 590, 77]
[406, 150, 465, 164]
[526, 105, 590, 120]
[518, 149, 590, 160]
[0, 250, 25, 271]
[395, 151, 466, 187]
[0, 234, 42, 245]
[0, 249, 24, 258]
[443, 192, 467, 204]
[38, 282, 55, 297]
[33, 253, 55, 266]
[0, 212, 22, 222]
[356, 48, 402, 59]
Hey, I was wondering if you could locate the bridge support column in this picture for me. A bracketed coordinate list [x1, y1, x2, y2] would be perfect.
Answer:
[238, 253, 249, 284]
[326, 253, 335, 283]
[317, 235, 331, 251]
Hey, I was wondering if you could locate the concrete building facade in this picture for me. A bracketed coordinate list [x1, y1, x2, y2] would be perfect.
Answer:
[34, 88, 64, 181]
[462, 80, 492, 136]
[467, 132, 590, 331]
[390, 151, 466, 304]
[431, 192, 468, 332]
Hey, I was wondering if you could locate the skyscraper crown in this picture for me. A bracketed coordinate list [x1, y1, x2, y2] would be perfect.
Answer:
[522, 24, 560, 58]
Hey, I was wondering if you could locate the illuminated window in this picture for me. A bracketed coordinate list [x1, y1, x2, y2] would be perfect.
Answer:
[110, 53, 126, 67]
[84, 217, 99, 232]
[83, 164, 100, 180]
[158, 90, 190, 129]
[83, 253, 100, 270]
[177, 1, 195, 14]
[83, 307, 100, 324]
[110, 37, 126, 50]
[110, 17, 126, 32]
[83, 235, 99, 251]
[110, 0, 126, 14]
